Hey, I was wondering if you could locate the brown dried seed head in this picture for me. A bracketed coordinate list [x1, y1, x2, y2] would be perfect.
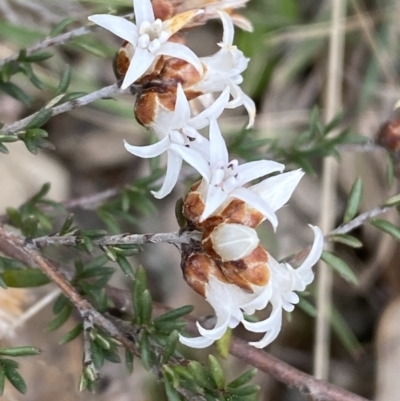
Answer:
[217, 199, 264, 228]
[135, 86, 177, 127]
[182, 251, 229, 297]
[159, 58, 203, 91]
[377, 119, 400, 152]
[222, 245, 270, 289]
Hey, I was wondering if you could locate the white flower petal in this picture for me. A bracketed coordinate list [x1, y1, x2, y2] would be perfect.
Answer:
[296, 225, 324, 280]
[200, 185, 228, 221]
[209, 119, 229, 167]
[236, 160, 284, 185]
[157, 42, 203, 74]
[242, 298, 282, 333]
[218, 10, 235, 46]
[133, 0, 155, 26]
[230, 187, 278, 229]
[197, 307, 230, 340]
[179, 334, 215, 348]
[171, 145, 210, 180]
[170, 84, 191, 129]
[88, 15, 138, 43]
[121, 47, 155, 89]
[124, 136, 170, 158]
[241, 92, 256, 128]
[151, 150, 182, 199]
[250, 169, 304, 212]
[189, 87, 230, 130]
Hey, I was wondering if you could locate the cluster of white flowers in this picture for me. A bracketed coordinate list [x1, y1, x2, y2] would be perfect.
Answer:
[89, 0, 324, 349]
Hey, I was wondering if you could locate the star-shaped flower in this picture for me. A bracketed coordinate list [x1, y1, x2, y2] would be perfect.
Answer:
[124, 84, 230, 198]
[193, 119, 289, 227]
[191, 10, 256, 127]
[89, 0, 203, 89]
[179, 225, 323, 349]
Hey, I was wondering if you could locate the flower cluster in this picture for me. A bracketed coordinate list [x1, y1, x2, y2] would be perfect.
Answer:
[89, 0, 324, 349]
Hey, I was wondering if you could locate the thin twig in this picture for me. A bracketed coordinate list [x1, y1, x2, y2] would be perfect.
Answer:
[1, 84, 125, 135]
[0, 225, 140, 357]
[314, 0, 346, 380]
[329, 205, 390, 235]
[0, 13, 134, 68]
[32, 230, 202, 248]
[0, 224, 371, 401]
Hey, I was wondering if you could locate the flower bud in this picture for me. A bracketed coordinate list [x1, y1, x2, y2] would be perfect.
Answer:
[203, 222, 259, 262]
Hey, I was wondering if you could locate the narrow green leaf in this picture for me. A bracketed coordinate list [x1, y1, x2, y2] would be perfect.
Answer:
[139, 332, 151, 371]
[0, 346, 41, 357]
[0, 367, 5, 396]
[25, 108, 52, 129]
[386, 155, 395, 188]
[321, 251, 358, 285]
[102, 347, 121, 363]
[20, 52, 53, 63]
[215, 327, 232, 359]
[53, 293, 68, 314]
[370, 219, 400, 240]
[162, 330, 179, 364]
[297, 298, 317, 318]
[227, 385, 260, 397]
[227, 368, 257, 389]
[154, 305, 194, 323]
[59, 323, 83, 345]
[21, 216, 38, 238]
[71, 40, 108, 57]
[125, 349, 134, 375]
[117, 255, 135, 280]
[4, 367, 27, 394]
[329, 234, 363, 248]
[49, 17, 76, 37]
[133, 266, 147, 323]
[188, 361, 215, 390]
[140, 289, 153, 324]
[0, 143, 8, 154]
[175, 198, 186, 228]
[163, 373, 181, 401]
[383, 193, 400, 207]
[343, 178, 363, 223]
[208, 355, 225, 389]
[60, 91, 87, 103]
[46, 304, 73, 331]
[79, 373, 88, 392]
[330, 306, 363, 358]
[59, 214, 74, 236]
[0, 81, 32, 106]
[0, 359, 19, 368]
[90, 341, 104, 369]
[0, 277, 7, 289]
[6, 207, 22, 227]
[94, 334, 111, 350]
[0, 135, 19, 143]
[3, 269, 50, 288]
[154, 320, 186, 334]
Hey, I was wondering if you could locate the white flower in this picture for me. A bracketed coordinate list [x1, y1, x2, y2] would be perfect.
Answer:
[124, 85, 229, 198]
[191, 10, 255, 127]
[88, 0, 203, 89]
[179, 225, 324, 349]
[195, 119, 297, 227]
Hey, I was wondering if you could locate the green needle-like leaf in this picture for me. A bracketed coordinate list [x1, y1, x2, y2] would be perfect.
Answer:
[343, 177, 363, 223]
[208, 355, 225, 389]
[0, 346, 41, 357]
[329, 234, 363, 248]
[370, 219, 400, 241]
[4, 367, 27, 394]
[227, 368, 257, 389]
[321, 251, 358, 285]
